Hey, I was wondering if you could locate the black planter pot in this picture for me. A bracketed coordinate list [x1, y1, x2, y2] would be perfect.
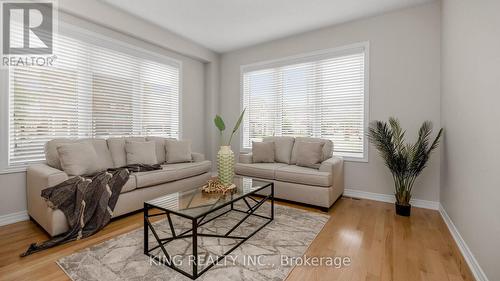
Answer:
[395, 203, 411, 216]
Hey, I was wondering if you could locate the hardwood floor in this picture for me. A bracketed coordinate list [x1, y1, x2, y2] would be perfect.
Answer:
[0, 197, 475, 281]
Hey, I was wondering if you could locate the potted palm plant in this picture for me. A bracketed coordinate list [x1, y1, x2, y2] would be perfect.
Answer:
[368, 118, 442, 216]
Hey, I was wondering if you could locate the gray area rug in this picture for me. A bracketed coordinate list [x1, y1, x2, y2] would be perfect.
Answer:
[57, 202, 329, 281]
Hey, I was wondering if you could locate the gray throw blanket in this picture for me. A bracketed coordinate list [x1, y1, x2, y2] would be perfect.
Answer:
[21, 164, 161, 257]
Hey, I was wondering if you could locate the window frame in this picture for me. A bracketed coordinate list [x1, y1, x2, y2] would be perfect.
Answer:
[0, 20, 183, 173]
[239, 41, 370, 162]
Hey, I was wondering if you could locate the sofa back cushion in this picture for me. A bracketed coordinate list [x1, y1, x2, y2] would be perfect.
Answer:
[291, 137, 333, 164]
[45, 138, 114, 170]
[125, 141, 158, 165]
[57, 142, 104, 176]
[107, 137, 145, 168]
[252, 141, 275, 163]
[295, 141, 325, 169]
[165, 140, 192, 164]
[146, 136, 176, 164]
[263, 136, 295, 164]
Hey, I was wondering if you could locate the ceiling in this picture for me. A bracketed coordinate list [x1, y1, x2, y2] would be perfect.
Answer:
[100, 0, 434, 53]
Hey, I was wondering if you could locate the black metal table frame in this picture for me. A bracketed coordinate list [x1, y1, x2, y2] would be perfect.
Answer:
[143, 183, 274, 280]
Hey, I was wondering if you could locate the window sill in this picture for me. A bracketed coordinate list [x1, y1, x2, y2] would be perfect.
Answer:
[0, 166, 27, 175]
[341, 156, 368, 163]
[335, 152, 368, 163]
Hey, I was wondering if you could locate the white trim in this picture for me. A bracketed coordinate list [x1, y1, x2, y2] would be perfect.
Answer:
[178, 61, 184, 140]
[239, 41, 370, 161]
[239, 67, 245, 151]
[439, 204, 489, 281]
[0, 210, 29, 226]
[58, 21, 183, 68]
[0, 68, 8, 172]
[241, 41, 369, 71]
[0, 193, 488, 281]
[344, 188, 439, 210]
[343, 189, 488, 280]
[362, 42, 370, 163]
[0, 166, 27, 175]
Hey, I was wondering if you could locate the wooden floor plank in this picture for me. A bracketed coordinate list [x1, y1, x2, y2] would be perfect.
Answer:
[0, 197, 475, 281]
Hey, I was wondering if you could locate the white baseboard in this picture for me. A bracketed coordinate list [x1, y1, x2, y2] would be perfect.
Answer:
[343, 188, 439, 210]
[0, 194, 487, 281]
[439, 204, 489, 281]
[0, 210, 29, 226]
[344, 188, 488, 280]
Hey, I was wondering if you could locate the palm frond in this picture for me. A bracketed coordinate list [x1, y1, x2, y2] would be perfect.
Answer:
[368, 118, 442, 205]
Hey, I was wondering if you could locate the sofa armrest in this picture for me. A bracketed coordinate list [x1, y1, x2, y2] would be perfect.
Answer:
[27, 164, 68, 214]
[191, 152, 205, 162]
[28, 163, 68, 188]
[239, 153, 253, 164]
[27, 164, 69, 236]
[319, 156, 344, 187]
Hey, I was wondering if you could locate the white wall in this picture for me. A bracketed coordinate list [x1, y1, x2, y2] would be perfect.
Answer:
[58, 0, 217, 63]
[441, 0, 500, 280]
[0, 8, 219, 219]
[220, 1, 441, 202]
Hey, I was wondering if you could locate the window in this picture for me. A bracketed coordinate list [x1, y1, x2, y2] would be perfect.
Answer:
[241, 43, 368, 160]
[7, 27, 181, 167]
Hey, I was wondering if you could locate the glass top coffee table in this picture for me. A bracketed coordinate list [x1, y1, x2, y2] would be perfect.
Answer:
[143, 176, 274, 279]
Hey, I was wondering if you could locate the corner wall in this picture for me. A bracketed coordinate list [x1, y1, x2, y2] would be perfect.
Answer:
[440, 0, 500, 280]
[220, 1, 442, 203]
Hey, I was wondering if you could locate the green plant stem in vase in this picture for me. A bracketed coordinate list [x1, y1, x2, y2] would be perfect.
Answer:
[214, 109, 246, 186]
[368, 117, 442, 216]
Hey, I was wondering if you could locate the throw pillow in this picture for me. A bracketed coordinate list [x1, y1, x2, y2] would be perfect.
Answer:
[295, 141, 325, 169]
[165, 140, 192, 163]
[252, 141, 275, 163]
[57, 142, 104, 176]
[125, 141, 158, 165]
[146, 136, 175, 164]
[263, 136, 295, 164]
[290, 137, 333, 164]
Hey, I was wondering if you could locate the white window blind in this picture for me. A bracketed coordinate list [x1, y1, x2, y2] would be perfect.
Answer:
[8, 30, 180, 166]
[242, 45, 367, 159]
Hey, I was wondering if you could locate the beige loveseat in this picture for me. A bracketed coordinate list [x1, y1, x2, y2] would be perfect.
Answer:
[235, 136, 344, 211]
[27, 137, 211, 237]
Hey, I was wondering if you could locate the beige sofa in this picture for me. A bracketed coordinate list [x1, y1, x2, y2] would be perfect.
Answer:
[27, 137, 211, 237]
[235, 136, 344, 211]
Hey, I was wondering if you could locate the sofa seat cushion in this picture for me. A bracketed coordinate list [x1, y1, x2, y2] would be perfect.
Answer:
[275, 165, 332, 187]
[135, 160, 211, 188]
[121, 176, 137, 193]
[162, 160, 211, 181]
[235, 163, 288, 180]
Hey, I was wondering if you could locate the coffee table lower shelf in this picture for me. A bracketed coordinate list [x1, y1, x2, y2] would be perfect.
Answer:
[143, 185, 274, 280]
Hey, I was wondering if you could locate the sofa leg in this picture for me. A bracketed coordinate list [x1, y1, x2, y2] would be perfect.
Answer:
[320, 206, 330, 213]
